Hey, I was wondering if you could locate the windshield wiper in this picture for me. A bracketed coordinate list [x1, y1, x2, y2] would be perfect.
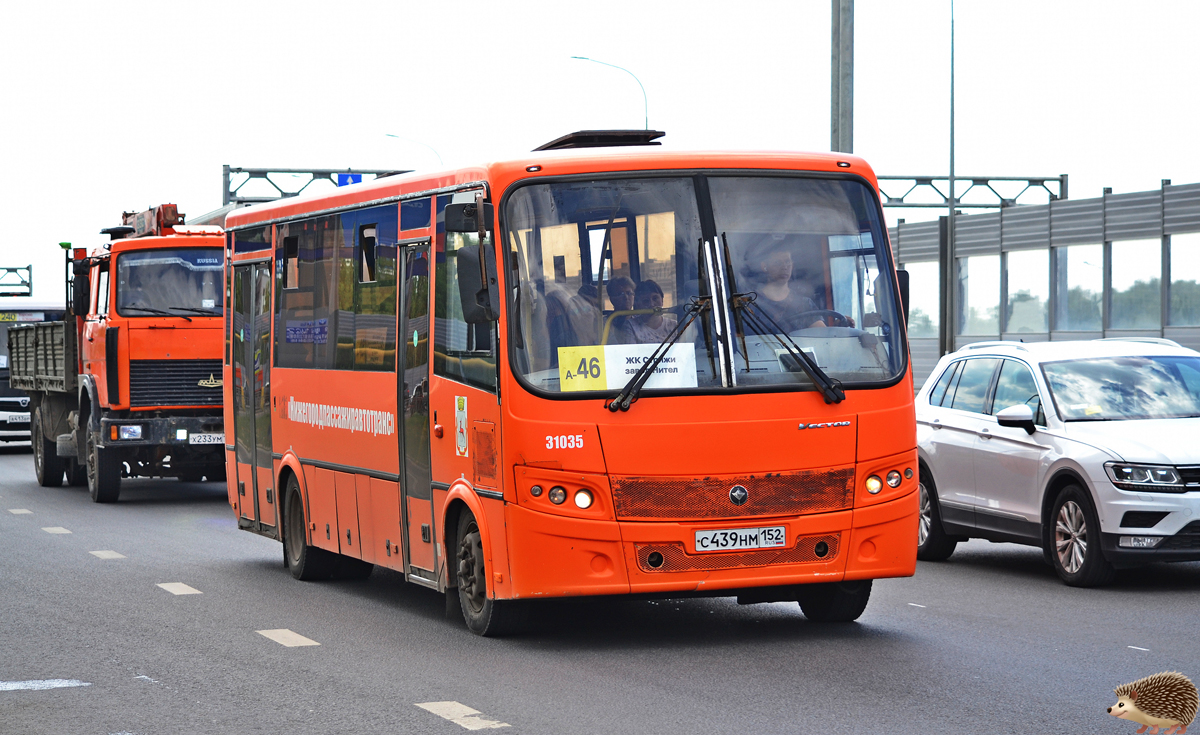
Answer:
[606, 297, 711, 412]
[123, 306, 191, 322]
[169, 306, 220, 316]
[731, 292, 845, 404]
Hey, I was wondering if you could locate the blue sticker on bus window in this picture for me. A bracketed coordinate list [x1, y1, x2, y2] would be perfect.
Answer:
[413, 330, 418, 347]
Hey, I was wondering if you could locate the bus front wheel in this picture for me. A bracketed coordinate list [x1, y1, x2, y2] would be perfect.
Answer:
[455, 509, 523, 636]
[283, 474, 336, 581]
[797, 580, 872, 622]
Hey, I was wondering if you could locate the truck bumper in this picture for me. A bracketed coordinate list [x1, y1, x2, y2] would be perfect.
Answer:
[97, 415, 224, 451]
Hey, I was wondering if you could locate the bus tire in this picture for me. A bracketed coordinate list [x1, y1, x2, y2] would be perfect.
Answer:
[282, 475, 336, 581]
[456, 509, 523, 636]
[32, 405, 65, 488]
[86, 431, 121, 503]
[797, 579, 872, 622]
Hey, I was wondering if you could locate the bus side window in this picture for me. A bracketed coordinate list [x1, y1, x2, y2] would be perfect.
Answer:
[435, 194, 498, 392]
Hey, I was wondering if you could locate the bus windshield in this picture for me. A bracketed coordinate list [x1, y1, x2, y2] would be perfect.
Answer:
[116, 248, 224, 318]
[505, 174, 904, 396]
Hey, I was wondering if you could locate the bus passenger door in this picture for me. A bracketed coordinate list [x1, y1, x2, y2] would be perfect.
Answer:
[398, 243, 436, 583]
[231, 261, 276, 531]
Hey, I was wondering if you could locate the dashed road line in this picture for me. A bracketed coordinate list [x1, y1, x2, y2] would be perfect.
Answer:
[416, 701, 511, 730]
[90, 550, 126, 559]
[0, 679, 92, 692]
[257, 629, 319, 647]
[1128, 645, 1150, 651]
[8, 509, 32, 515]
[156, 583, 201, 596]
[908, 603, 926, 608]
[42, 527, 71, 534]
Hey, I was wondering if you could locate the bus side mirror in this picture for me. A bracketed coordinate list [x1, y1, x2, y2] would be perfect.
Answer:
[896, 269, 910, 323]
[72, 270, 91, 316]
[456, 244, 499, 323]
[444, 203, 494, 233]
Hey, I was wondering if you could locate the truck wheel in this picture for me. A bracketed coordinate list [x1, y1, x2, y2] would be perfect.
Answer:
[32, 405, 65, 488]
[283, 475, 336, 580]
[86, 431, 121, 503]
[66, 458, 88, 487]
[456, 510, 524, 636]
[797, 580, 872, 622]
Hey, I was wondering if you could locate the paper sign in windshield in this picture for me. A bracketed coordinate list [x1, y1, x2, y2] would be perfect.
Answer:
[557, 344, 697, 392]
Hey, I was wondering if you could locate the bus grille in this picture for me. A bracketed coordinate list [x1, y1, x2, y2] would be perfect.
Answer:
[635, 534, 840, 573]
[128, 360, 223, 408]
[610, 467, 854, 521]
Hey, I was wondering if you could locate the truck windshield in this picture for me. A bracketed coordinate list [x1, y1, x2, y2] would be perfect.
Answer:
[504, 174, 905, 397]
[116, 248, 224, 317]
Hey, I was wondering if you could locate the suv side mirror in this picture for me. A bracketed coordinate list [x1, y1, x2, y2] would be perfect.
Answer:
[996, 404, 1036, 434]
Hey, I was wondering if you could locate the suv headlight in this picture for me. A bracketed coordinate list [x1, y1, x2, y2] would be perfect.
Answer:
[1105, 462, 1185, 492]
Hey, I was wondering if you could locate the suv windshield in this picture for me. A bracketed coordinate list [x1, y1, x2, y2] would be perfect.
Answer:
[116, 248, 224, 317]
[504, 174, 904, 397]
[1043, 355, 1200, 421]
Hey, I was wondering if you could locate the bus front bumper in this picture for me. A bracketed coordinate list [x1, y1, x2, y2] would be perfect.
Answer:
[502, 487, 917, 600]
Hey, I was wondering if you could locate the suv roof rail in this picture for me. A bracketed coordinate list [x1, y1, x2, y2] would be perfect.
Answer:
[1095, 337, 1182, 347]
[957, 341, 1027, 352]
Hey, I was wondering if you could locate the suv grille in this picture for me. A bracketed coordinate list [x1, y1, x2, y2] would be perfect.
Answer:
[610, 467, 855, 521]
[128, 360, 222, 408]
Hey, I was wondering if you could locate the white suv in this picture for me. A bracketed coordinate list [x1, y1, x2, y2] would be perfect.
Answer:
[916, 339, 1200, 586]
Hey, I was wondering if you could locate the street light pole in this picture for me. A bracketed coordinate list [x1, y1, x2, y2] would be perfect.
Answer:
[570, 56, 648, 130]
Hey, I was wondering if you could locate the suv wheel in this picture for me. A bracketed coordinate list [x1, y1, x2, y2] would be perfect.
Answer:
[916, 468, 958, 561]
[1047, 484, 1115, 587]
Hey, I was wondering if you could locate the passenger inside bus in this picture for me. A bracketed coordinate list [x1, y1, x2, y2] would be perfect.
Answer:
[625, 279, 677, 343]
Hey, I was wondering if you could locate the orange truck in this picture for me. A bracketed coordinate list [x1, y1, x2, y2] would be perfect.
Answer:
[224, 133, 918, 634]
[9, 205, 226, 501]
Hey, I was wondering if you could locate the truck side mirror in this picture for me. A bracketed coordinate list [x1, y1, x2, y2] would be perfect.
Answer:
[896, 269, 910, 323]
[72, 271, 91, 316]
[456, 243, 500, 323]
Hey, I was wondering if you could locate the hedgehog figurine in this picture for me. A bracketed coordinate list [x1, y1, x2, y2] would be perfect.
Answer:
[1108, 672, 1198, 734]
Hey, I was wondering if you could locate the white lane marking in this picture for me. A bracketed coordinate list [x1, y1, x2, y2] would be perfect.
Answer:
[135, 675, 157, 683]
[908, 603, 926, 608]
[90, 550, 126, 559]
[8, 509, 32, 514]
[257, 629, 319, 647]
[1128, 645, 1150, 651]
[0, 679, 91, 691]
[416, 701, 511, 730]
[43, 527, 71, 534]
[156, 583, 201, 596]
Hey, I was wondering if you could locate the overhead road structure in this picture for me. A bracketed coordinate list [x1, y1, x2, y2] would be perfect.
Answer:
[878, 175, 1068, 210]
[221, 166, 410, 207]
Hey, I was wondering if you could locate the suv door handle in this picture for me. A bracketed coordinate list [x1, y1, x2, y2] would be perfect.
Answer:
[931, 419, 942, 430]
[978, 428, 991, 439]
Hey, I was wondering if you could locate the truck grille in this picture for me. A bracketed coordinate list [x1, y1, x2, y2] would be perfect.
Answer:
[128, 360, 222, 408]
[610, 467, 855, 521]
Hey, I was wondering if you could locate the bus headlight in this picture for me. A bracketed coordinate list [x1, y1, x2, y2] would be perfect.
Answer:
[865, 475, 883, 494]
[573, 489, 593, 509]
[548, 486, 567, 505]
[886, 470, 902, 488]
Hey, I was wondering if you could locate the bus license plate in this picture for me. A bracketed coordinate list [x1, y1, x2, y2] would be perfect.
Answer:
[188, 433, 224, 445]
[7, 414, 30, 424]
[695, 526, 786, 553]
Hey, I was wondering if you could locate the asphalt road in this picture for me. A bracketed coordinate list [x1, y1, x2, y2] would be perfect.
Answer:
[1, 444, 1197, 735]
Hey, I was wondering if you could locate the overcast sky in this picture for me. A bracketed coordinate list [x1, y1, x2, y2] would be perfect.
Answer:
[2, 0, 1198, 306]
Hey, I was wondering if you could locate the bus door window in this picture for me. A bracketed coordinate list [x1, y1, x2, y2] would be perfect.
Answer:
[231, 263, 256, 524]
[400, 242, 434, 577]
[251, 262, 275, 528]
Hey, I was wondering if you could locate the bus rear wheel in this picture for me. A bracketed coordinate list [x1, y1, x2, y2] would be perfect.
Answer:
[797, 580, 872, 622]
[456, 510, 523, 636]
[283, 474, 336, 581]
[32, 405, 65, 488]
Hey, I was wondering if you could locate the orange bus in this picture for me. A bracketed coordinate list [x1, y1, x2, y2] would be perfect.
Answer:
[223, 133, 917, 635]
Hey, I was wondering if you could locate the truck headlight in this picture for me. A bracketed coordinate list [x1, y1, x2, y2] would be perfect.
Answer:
[1105, 462, 1185, 492]
[118, 425, 143, 440]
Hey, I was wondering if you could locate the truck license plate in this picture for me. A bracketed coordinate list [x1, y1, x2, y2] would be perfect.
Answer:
[7, 414, 30, 424]
[694, 526, 786, 553]
[188, 433, 224, 445]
